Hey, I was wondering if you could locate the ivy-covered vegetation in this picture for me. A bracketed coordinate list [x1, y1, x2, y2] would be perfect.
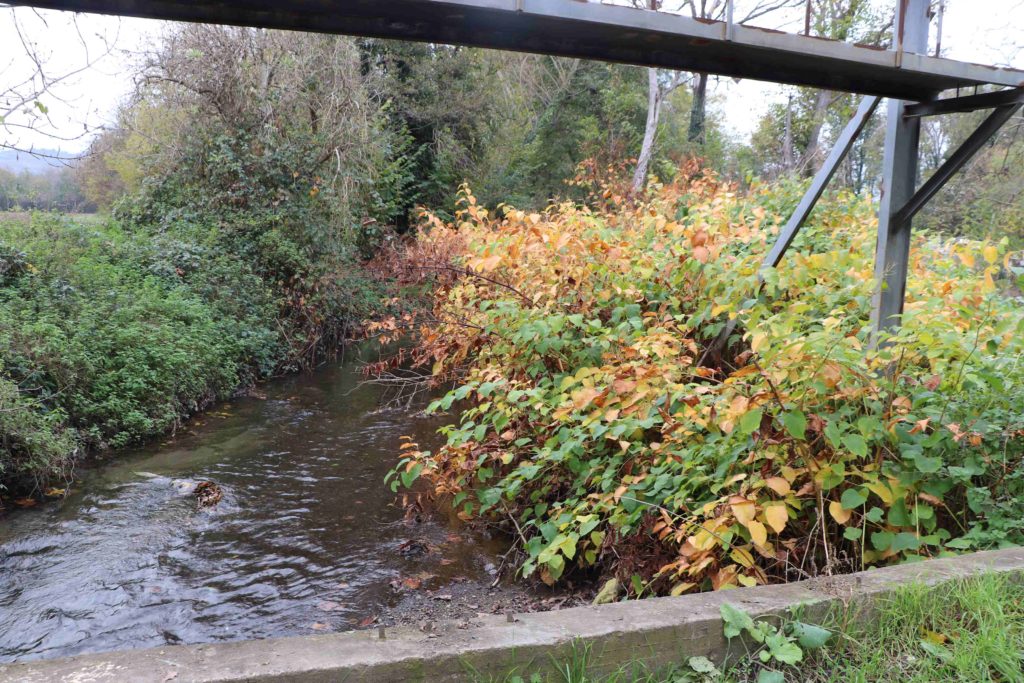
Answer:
[389, 168, 1024, 593]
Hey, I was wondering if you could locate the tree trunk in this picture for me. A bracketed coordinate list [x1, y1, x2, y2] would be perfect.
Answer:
[631, 66, 661, 194]
[800, 90, 833, 175]
[783, 93, 794, 173]
[687, 72, 708, 144]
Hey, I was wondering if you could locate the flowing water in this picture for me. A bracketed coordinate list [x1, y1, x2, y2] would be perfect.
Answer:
[0, 347, 509, 663]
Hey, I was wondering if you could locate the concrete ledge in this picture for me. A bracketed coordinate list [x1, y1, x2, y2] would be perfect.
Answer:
[3, 547, 1023, 682]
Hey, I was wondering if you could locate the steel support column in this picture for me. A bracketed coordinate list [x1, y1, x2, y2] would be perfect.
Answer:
[870, 0, 931, 341]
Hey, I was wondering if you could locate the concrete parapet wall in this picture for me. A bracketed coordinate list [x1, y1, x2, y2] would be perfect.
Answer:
[3, 547, 1022, 682]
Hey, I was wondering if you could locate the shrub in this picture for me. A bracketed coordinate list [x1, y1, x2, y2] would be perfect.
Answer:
[390, 175, 1024, 594]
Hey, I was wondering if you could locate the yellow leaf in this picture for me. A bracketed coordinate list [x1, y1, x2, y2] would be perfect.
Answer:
[865, 481, 894, 505]
[983, 267, 996, 293]
[737, 574, 758, 587]
[829, 500, 852, 525]
[764, 504, 788, 534]
[765, 477, 791, 496]
[730, 547, 755, 568]
[670, 582, 696, 596]
[747, 520, 768, 547]
[958, 248, 975, 268]
[983, 245, 999, 264]
[731, 500, 757, 527]
[690, 528, 718, 551]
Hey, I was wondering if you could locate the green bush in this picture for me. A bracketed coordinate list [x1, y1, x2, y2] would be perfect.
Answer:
[0, 206, 385, 493]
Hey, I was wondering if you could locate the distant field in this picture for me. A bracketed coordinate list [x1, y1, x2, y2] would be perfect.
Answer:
[1, 211, 104, 225]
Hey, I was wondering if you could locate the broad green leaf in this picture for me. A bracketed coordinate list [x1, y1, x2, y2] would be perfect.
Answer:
[871, 530, 895, 551]
[782, 411, 807, 440]
[842, 433, 868, 458]
[687, 656, 718, 674]
[720, 603, 755, 639]
[789, 622, 832, 649]
[740, 407, 764, 435]
[913, 452, 943, 474]
[840, 487, 867, 510]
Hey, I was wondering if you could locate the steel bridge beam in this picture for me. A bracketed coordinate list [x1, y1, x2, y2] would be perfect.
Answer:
[9, 0, 1024, 101]
[870, 0, 931, 341]
[903, 87, 1024, 118]
[762, 95, 881, 271]
[895, 101, 1024, 226]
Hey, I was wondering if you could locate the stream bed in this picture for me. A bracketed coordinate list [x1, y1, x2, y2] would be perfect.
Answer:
[0, 347, 565, 664]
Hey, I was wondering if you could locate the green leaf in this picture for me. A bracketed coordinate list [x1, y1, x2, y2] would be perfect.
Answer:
[843, 527, 862, 541]
[765, 631, 803, 664]
[871, 531, 895, 551]
[687, 656, 718, 674]
[546, 554, 565, 580]
[840, 487, 867, 510]
[824, 420, 843, 448]
[558, 534, 578, 560]
[913, 452, 943, 474]
[720, 603, 755, 639]
[740, 407, 764, 435]
[891, 532, 921, 552]
[919, 640, 953, 662]
[888, 499, 912, 527]
[842, 433, 868, 458]
[782, 411, 807, 440]
[399, 463, 423, 489]
[757, 671, 785, 683]
[789, 621, 832, 649]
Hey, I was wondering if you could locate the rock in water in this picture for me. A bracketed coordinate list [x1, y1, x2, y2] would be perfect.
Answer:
[171, 479, 197, 495]
[592, 578, 620, 605]
[194, 481, 223, 509]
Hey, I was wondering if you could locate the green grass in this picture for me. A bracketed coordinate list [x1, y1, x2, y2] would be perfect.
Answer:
[797, 573, 1024, 683]
[478, 573, 1024, 683]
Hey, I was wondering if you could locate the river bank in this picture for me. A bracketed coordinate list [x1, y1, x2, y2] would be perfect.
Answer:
[0, 211, 392, 499]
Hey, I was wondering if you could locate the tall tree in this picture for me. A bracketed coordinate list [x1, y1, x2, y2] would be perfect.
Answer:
[630, 0, 802, 192]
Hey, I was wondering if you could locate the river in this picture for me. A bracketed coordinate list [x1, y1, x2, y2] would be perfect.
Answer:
[0, 346, 520, 663]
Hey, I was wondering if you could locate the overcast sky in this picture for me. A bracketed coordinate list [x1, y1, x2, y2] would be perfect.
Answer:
[1, 0, 1022, 156]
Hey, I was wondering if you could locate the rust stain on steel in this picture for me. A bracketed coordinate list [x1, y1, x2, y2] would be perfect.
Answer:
[897, 0, 910, 46]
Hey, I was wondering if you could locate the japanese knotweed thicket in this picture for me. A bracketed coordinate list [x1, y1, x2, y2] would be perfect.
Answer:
[391, 172, 1024, 594]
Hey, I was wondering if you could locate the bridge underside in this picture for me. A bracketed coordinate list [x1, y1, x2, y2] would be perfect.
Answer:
[12, 0, 1024, 101]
